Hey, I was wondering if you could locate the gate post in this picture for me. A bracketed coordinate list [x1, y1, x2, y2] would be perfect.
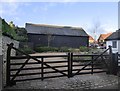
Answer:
[68, 53, 73, 78]
[91, 55, 94, 74]
[112, 53, 119, 75]
[6, 43, 13, 86]
[41, 57, 44, 81]
[107, 46, 113, 74]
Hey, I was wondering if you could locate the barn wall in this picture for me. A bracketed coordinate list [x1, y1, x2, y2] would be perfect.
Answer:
[51, 35, 88, 48]
[28, 34, 48, 47]
[28, 34, 89, 48]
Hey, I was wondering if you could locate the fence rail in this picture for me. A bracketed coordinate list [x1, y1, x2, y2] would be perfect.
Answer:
[6, 43, 112, 86]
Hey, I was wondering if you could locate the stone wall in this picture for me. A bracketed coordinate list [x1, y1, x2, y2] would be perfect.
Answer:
[0, 36, 2, 90]
[2, 36, 19, 86]
[2, 36, 19, 62]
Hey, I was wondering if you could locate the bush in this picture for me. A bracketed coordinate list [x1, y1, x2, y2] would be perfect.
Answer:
[35, 46, 90, 53]
[15, 36, 28, 42]
[79, 46, 89, 52]
[18, 46, 34, 55]
[35, 46, 59, 53]
[59, 47, 70, 52]
[68, 48, 80, 52]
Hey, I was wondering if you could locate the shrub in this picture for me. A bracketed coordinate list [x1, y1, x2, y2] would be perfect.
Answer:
[17, 46, 34, 55]
[15, 36, 28, 42]
[68, 48, 80, 52]
[79, 46, 89, 52]
[59, 47, 70, 52]
[35, 46, 59, 53]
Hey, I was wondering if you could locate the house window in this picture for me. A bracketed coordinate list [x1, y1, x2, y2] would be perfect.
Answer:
[112, 41, 117, 48]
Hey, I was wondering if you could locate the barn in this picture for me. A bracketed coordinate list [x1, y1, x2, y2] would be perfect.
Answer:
[25, 23, 89, 48]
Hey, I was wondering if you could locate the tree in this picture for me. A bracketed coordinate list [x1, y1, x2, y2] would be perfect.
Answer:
[9, 21, 15, 29]
[90, 20, 103, 47]
[92, 20, 101, 42]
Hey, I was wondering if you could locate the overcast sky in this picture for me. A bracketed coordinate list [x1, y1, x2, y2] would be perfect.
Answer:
[0, 0, 119, 39]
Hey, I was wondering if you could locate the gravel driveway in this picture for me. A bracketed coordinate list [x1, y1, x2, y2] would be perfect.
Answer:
[4, 73, 118, 89]
[3, 53, 119, 90]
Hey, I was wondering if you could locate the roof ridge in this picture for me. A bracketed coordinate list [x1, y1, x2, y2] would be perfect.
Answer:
[26, 23, 83, 29]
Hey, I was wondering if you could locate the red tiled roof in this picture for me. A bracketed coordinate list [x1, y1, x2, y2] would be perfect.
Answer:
[98, 32, 113, 40]
[89, 35, 94, 40]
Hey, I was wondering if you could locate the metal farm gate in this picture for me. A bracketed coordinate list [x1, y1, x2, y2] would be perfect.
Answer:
[6, 43, 113, 86]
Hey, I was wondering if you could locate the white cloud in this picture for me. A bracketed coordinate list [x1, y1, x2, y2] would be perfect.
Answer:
[101, 24, 117, 33]
[0, 0, 119, 2]
[0, 2, 20, 16]
[32, 2, 57, 13]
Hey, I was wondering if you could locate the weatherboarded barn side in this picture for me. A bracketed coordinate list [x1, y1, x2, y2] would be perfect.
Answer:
[26, 23, 89, 48]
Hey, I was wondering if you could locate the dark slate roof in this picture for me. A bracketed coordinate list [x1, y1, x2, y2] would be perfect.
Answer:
[105, 30, 120, 40]
[25, 23, 88, 37]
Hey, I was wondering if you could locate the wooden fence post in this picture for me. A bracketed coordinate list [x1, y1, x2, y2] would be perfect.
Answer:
[111, 52, 119, 75]
[6, 43, 13, 86]
[91, 55, 94, 74]
[70, 53, 73, 77]
[68, 53, 72, 78]
[108, 45, 113, 74]
[41, 57, 44, 81]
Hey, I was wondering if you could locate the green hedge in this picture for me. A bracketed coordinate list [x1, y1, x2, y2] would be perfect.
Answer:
[79, 46, 89, 52]
[35, 46, 59, 53]
[17, 47, 34, 55]
[35, 46, 91, 53]
[59, 47, 70, 52]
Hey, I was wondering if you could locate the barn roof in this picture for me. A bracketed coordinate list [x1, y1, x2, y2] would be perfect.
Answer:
[25, 23, 88, 37]
[105, 30, 120, 40]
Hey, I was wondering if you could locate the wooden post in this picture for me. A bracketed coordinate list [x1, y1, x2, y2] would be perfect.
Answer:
[70, 53, 73, 77]
[41, 57, 44, 81]
[68, 53, 70, 78]
[113, 52, 119, 75]
[68, 53, 72, 78]
[6, 43, 13, 86]
[91, 55, 94, 74]
[108, 45, 113, 74]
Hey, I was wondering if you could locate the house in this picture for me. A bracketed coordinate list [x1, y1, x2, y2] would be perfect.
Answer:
[105, 30, 120, 53]
[89, 35, 95, 47]
[98, 32, 112, 48]
[25, 23, 89, 48]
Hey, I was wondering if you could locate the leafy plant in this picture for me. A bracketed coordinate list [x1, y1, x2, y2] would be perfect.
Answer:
[59, 47, 70, 52]
[2, 19, 28, 42]
[17, 46, 34, 55]
[35, 46, 59, 53]
[79, 46, 89, 52]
